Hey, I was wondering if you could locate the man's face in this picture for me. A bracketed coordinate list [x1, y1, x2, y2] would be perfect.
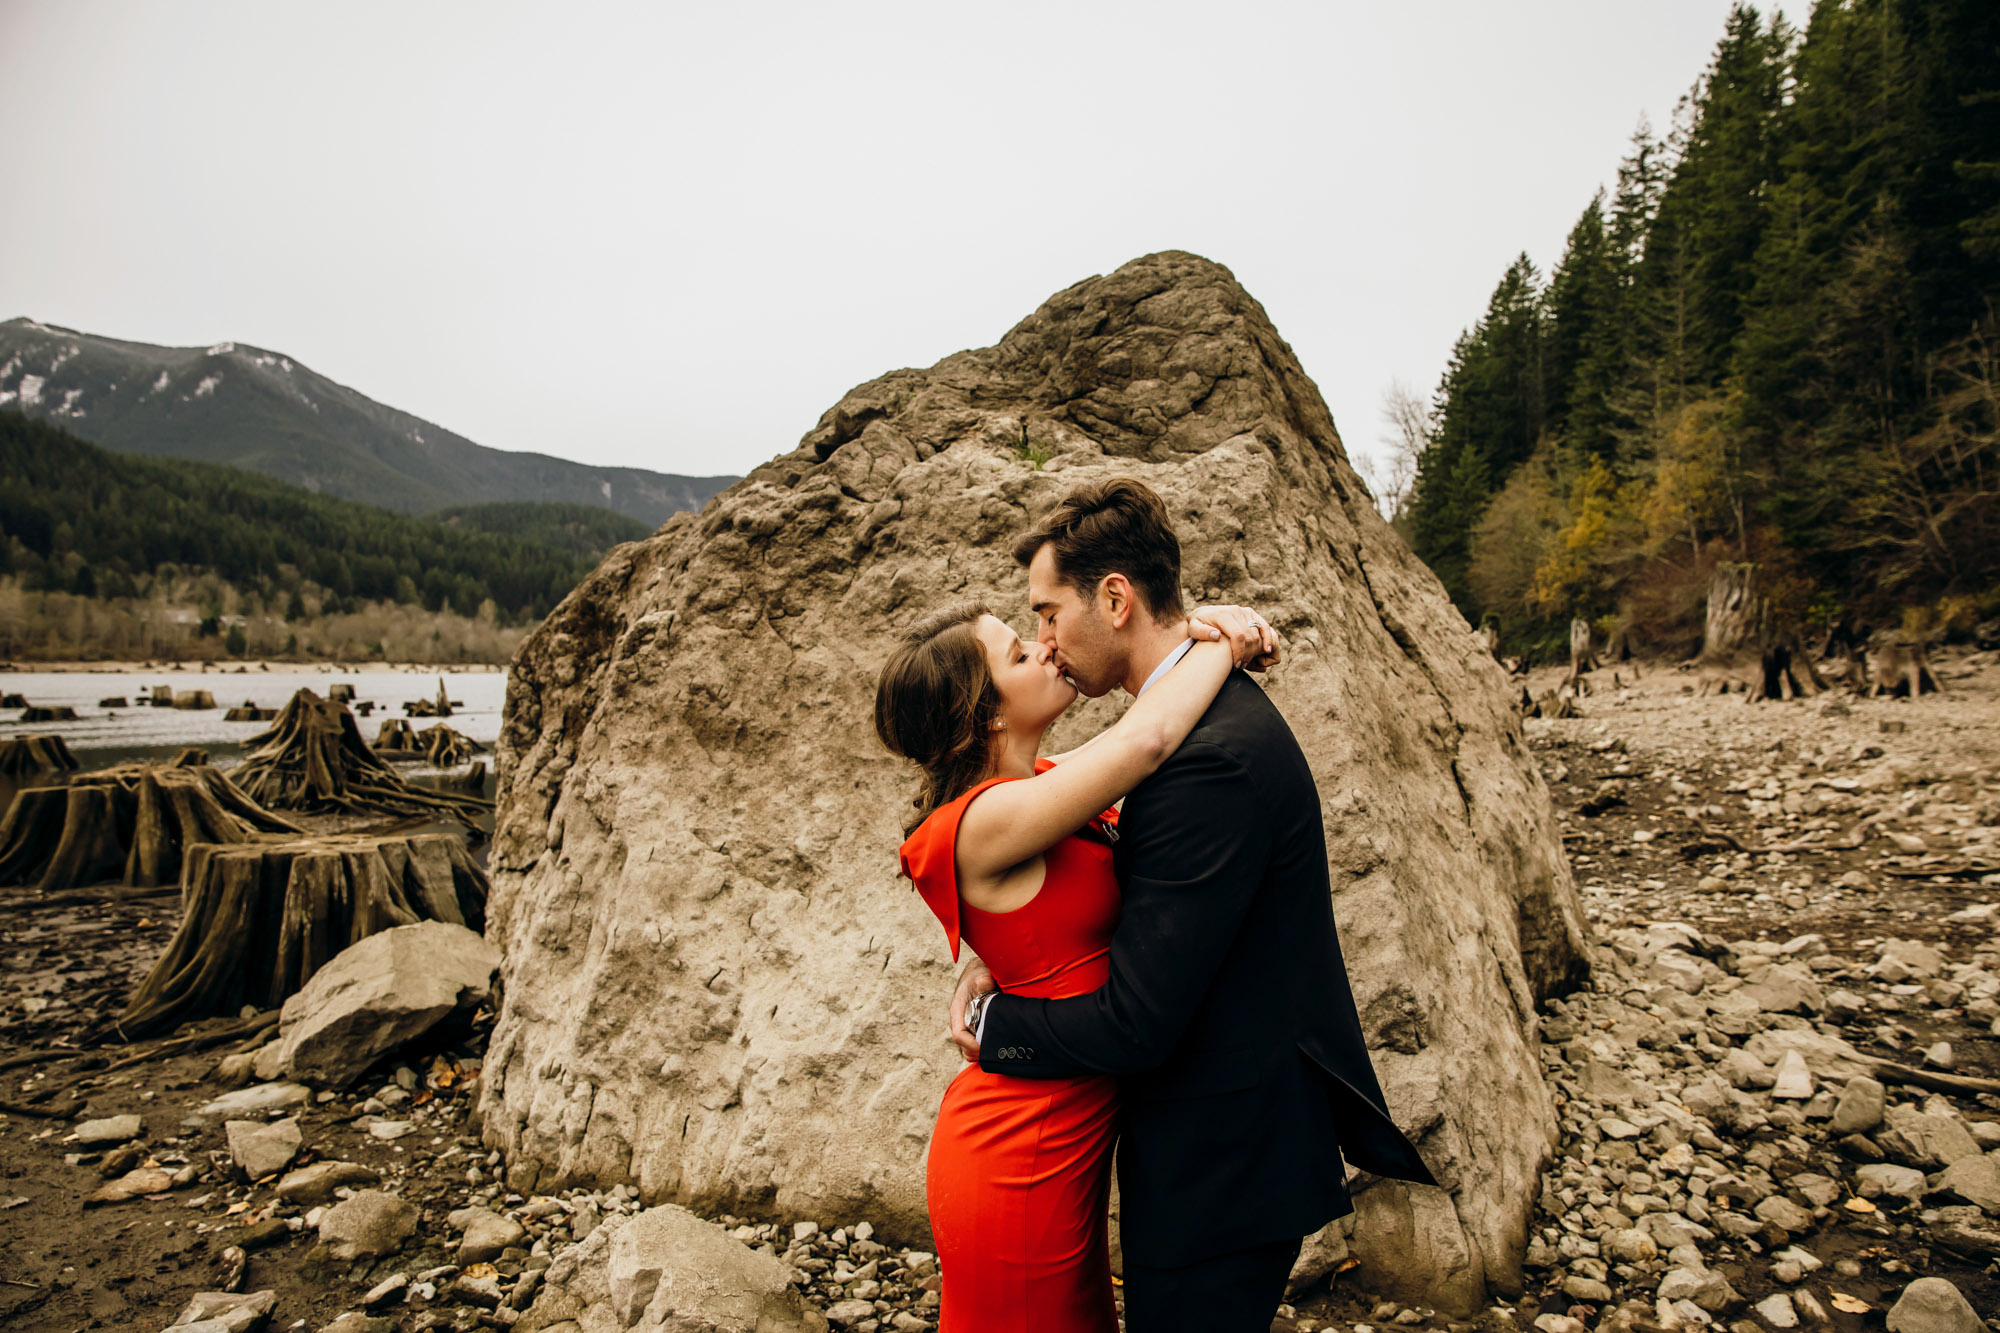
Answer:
[1026, 544, 1121, 698]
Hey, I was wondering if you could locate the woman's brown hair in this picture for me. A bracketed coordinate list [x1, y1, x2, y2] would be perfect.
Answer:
[874, 601, 1001, 836]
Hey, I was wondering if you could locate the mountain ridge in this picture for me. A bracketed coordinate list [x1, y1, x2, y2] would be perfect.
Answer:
[0, 317, 736, 526]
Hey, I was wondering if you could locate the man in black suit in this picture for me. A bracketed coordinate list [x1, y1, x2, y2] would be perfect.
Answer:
[950, 478, 1436, 1331]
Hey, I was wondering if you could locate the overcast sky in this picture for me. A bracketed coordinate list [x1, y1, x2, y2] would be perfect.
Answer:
[0, 1, 1805, 488]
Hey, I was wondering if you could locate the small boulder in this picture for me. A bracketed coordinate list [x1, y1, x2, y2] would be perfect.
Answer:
[1769, 1050, 1814, 1100]
[67, 1114, 142, 1145]
[450, 1206, 527, 1264]
[276, 921, 498, 1088]
[225, 1118, 302, 1182]
[1754, 1292, 1799, 1329]
[276, 1160, 379, 1205]
[166, 1289, 276, 1331]
[1883, 1277, 1983, 1333]
[319, 1316, 393, 1333]
[1934, 1155, 2000, 1214]
[317, 1191, 419, 1261]
[1830, 1076, 1886, 1134]
[1879, 1102, 1982, 1170]
[189, 1082, 310, 1125]
[1856, 1163, 1927, 1202]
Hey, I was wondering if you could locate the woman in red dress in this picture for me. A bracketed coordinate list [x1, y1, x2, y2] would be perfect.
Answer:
[874, 599, 1269, 1332]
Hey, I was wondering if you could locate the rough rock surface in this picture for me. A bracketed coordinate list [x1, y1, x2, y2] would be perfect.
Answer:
[276, 920, 499, 1088]
[481, 251, 1588, 1306]
[225, 1117, 302, 1181]
[316, 1190, 420, 1261]
[516, 1203, 828, 1332]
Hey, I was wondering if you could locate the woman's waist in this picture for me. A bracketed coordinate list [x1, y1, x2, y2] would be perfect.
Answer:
[984, 951, 1110, 1000]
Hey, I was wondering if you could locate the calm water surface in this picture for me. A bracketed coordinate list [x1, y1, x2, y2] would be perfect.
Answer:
[0, 668, 509, 772]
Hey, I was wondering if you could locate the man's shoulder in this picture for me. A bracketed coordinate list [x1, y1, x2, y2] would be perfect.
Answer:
[1187, 671, 1293, 748]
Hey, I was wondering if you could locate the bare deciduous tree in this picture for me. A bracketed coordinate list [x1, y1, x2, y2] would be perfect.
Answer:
[1360, 378, 1430, 521]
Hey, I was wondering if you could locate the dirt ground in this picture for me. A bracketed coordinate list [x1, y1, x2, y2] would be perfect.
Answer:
[1, 650, 1995, 1332]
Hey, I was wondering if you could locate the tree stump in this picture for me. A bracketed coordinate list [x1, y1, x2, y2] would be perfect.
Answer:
[1701, 563, 1761, 662]
[117, 830, 489, 1036]
[1561, 618, 1597, 694]
[232, 689, 492, 830]
[172, 691, 217, 710]
[374, 718, 420, 754]
[98, 697, 129, 708]
[0, 761, 303, 893]
[0, 736, 80, 777]
[19, 706, 79, 723]
[1865, 638, 1943, 697]
[149, 686, 173, 706]
[421, 725, 483, 767]
[328, 684, 357, 702]
[447, 761, 488, 795]
[0, 693, 28, 709]
[224, 700, 277, 722]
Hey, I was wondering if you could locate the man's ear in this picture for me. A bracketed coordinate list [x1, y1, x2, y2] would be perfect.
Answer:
[1100, 574, 1135, 630]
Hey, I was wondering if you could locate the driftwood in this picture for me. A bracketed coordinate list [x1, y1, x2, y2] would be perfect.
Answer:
[118, 831, 489, 1036]
[421, 724, 483, 767]
[0, 761, 303, 893]
[19, 706, 79, 723]
[231, 689, 491, 830]
[0, 736, 79, 777]
[1869, 1059, 2000, 1099]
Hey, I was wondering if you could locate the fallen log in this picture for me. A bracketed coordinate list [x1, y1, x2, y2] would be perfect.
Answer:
[233, 689, 491, 830]
[0, 761, 302, 893]
[1869, 1060, 2000, 1099]
[0, 736, 80, 776]
[117, 832, 489, 1036]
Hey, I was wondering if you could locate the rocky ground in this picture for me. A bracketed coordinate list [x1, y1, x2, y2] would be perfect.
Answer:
[2, 652, 1997, 1333]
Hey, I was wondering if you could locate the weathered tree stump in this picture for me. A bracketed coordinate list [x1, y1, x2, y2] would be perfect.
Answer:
[1701, 563, 1761, 662]
[172, 691, 217, 710]
[98, 697, 129, 708]
[0, 693, 28, 709]
[421, 724, 483, 767]
[374, 718, 420, 753]
[328, 684, 357, 702]
[118, 830, 489, 1036]
[1865, 637, 1944, 697]
[447, 761, 488, 795]
[149, 686, 173, 706]
[0, 761, 303, 893]
[1748, 623, 1827, 703]
[232, 689, 492, 830]
[355, 701, 375, 717]
[224, 700, 277, 722]
[0, 736, 80, 777]
[19, 706, 80, 723]
[1561, 619, 1598, 694]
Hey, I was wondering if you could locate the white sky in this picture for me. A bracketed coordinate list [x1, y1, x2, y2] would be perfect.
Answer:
[0, 1, 1806, 485]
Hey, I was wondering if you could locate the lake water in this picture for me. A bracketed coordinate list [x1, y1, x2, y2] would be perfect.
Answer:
[0, 668, 509, 801]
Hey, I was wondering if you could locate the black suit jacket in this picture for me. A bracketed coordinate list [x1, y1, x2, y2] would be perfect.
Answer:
[978, 670, 1436, 1267]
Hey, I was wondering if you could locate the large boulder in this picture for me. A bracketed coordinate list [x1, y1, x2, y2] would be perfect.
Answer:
[276, 920, 498, 1088]
[480, 251, 1589, 1308]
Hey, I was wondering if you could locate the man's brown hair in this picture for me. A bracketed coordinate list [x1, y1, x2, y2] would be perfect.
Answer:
[1011, 478, 1185, 618]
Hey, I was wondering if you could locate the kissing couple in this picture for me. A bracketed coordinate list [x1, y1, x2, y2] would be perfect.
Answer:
[873, 478, 1437, 1332]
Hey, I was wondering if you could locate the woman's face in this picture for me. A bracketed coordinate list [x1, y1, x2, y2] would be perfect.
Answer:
[973, 613, 1076, 733]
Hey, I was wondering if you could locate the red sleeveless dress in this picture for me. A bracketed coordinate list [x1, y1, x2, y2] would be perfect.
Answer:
[900, 769, 1122, 1333]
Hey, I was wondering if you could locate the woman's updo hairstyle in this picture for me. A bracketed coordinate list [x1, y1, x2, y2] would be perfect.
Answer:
[874, 601, 1002, 836]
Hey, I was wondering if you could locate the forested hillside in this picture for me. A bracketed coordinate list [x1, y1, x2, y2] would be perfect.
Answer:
[0, 411, 606, 623]
[432, 500, 652, 562]
[1402, 0, 2000, 658]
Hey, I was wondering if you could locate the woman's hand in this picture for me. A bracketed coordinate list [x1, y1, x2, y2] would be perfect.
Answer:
[1189, 605, 1281, 671]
